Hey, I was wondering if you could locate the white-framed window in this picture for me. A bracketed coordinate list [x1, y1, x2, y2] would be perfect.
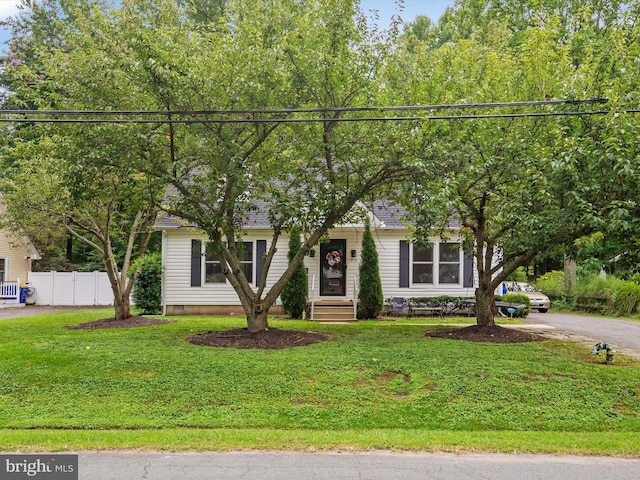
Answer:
[438, 242, 461, 284]
[412, 245, 433, 284]
[237, 242, 254, 284]
[204, 242, 226, 284]
[204, 241, 254, 284]
[410, 242, 461, 286]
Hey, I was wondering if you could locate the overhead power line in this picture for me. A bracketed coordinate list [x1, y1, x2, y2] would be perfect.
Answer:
[0, 98, 622, 124]
[0, 98, 609, 117]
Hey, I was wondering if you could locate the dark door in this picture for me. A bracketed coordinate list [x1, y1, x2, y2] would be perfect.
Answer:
[320, 239, 347, 296]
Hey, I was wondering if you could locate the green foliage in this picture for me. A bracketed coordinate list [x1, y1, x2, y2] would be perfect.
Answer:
[501, 293, 531, 317]
[357, 219, 383, 319]
[535, 271, 566, 296]
[281, 228, 307, 319]
[536, 271, 640, 317]
[609, 282, 640, 317]
[506, 267, 528, 282]
[132, 253, 163, 315]
[409, 296, 469, 304]
[574, 275, 640, 317]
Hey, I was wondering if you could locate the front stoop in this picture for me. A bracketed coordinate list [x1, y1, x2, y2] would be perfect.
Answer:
[311, 300, 356, 322]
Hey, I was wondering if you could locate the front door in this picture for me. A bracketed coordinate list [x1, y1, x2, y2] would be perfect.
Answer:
[320, 239, 347, 296]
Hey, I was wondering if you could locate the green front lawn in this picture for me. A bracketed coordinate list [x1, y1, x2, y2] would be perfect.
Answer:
[1, 309, 639, 455]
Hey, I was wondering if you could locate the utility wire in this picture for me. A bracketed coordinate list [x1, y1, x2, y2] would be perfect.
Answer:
[0, 98, 622, 123]
[0, 110, 622, 124]
[0, 98, 609, 117]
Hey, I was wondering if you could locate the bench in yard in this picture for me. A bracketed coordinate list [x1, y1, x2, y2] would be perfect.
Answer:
[408, 302, 445, 319]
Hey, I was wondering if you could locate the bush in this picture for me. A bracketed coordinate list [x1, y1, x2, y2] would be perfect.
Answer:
[501, 293, 530, 317]
[357, 218, 384, 319]
[609, 282, 640, 317]
[535, 270, 565, 296]
[281, 228, 308, 319]
[132, 253, 162, 315]
[574, 274, 613, 298]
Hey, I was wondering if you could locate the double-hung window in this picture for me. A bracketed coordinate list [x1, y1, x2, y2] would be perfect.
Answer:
[204, 242, 254, 284]
[237, 242, 253, 283]
[205, 243, 226, 283]
[438, 243, 460, 284]
[412, 245, 433, 284]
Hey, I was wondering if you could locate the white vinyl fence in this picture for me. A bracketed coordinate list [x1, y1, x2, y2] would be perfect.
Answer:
[27, 271, 114, 306]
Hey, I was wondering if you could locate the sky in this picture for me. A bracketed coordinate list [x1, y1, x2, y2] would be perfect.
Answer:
[360, 0, 455, 26]
[0, 0, 456, 48]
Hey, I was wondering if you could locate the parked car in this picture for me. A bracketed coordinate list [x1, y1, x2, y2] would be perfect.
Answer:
[504, 282, 550, 313]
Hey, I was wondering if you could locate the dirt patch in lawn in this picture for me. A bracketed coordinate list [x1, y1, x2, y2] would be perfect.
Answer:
[189, 327, 328, 349]
[425, 324, 545, 343]
[66, 316, 172, 330]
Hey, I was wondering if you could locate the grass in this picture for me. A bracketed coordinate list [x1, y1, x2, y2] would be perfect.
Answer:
[1, 309, 640, 455]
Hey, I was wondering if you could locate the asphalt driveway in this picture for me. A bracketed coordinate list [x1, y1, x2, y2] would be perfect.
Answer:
[526, 311, 640, 358]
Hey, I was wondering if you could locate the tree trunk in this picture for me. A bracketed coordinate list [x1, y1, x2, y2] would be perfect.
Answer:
[114, 294, 132, 322]
[475, 283, 496, 327]
[246, 305, 270, 333]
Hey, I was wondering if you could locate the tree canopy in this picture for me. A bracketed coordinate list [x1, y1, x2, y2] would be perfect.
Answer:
[2, 0, 640, 329]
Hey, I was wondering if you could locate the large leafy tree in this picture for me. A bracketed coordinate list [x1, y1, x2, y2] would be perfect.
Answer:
[3, 0, 407, 331]
[388, 16, 614, 326]
[154, 0, 408, 332]
[0, 0, 166, 321]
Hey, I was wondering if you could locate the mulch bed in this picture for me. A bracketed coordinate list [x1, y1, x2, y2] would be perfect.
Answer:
[66, 316, 172, 330]
[189, 327, 329, 349]
[425, 324, 546, 343]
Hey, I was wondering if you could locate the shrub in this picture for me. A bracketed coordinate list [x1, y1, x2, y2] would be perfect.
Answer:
[132, 253, 162, 315]
[281, 228, 308, 319]
[501, 293, 530, 317]
[535, 270, 565, 296]
[609, 282, 640, 317]
[574, 274, 613, 298]
[357, 218, 384, 319]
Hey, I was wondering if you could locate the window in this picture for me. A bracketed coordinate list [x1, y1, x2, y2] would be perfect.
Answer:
[412, 245, 433, 284]
[0, 258, 4, 282]
[204, 242, 254, 284]
[439, 243, 460, 284]
[205, 243, 226, 284]
[237, 242, 253, 283]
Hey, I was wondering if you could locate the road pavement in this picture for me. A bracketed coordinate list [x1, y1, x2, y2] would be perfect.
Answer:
[76, 451, 640, 480]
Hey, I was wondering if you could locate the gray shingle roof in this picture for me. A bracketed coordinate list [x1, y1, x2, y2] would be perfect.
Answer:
[155, 199, 411, 230]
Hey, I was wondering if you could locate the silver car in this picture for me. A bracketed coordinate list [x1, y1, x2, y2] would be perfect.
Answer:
[505, 282, 550, 313]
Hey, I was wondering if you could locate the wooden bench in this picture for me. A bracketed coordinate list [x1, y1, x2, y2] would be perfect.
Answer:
[408, 304, 444, 319]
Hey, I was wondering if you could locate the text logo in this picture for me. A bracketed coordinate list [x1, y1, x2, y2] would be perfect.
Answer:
[1, 455, 77, 480]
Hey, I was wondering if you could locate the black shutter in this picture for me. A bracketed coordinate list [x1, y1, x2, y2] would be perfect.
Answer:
[399, 240, 409, 288]
[256, 240, 266, 285]
[463, 252, 474, 288]
[191, 239, 202, 287]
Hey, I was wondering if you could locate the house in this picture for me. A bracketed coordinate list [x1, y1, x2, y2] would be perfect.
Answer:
[156, 201, 478, 317]
[0, 201, 40, 305]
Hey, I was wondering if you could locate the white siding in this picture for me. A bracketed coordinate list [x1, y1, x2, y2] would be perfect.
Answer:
[162, 225, 485, 309]
[375, 229, 478, 299]
[162, 229, 289, 307]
